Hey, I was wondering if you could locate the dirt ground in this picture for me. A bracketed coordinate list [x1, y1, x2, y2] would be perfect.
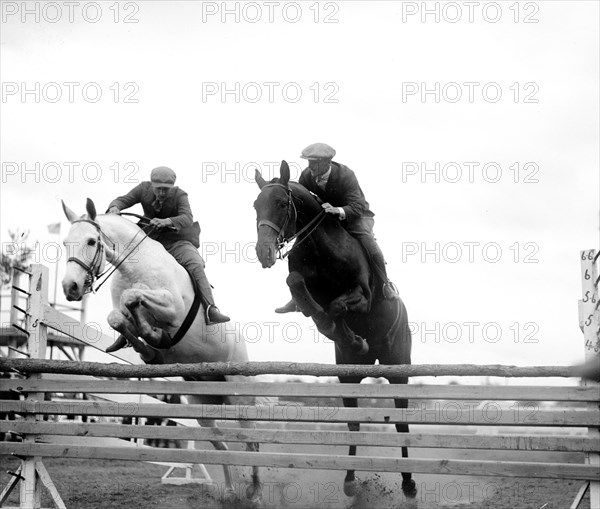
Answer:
[0, 452, 591, 509]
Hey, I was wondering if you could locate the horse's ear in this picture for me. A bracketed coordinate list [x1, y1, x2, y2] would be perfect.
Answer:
[255, 169, 267, 189]
[85, 198, 97, 220]
[61, 200, 79, 223]
[280, 160, 290, 187]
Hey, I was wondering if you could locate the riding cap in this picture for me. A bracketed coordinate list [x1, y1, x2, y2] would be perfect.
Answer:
[150, 166, 177, 188]
[300, 143, 336, 161]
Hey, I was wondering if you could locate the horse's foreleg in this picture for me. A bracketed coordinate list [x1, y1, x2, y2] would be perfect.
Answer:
[287, 272, 368, 354]
[286, 272, 327, 318]
[107, 309, 159, 363]
[329, 285, 369, 316]
[121, 287, 180, 349]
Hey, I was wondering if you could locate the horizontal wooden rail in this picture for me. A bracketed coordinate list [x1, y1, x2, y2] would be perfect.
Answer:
[1, 443, 597, 481]
[2, 400, 598, 426]
[2, 378, 596, 402]
[1, 421, 597, 452]
[0, 358, 585, 378]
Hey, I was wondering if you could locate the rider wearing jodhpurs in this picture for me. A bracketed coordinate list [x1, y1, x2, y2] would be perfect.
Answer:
[105, 167, 230, 348]
[276, 143, 399, 314]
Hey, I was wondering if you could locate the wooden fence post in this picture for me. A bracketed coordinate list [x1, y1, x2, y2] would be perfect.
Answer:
[579, 249, 599, 509]
[20, 264, 49, 508]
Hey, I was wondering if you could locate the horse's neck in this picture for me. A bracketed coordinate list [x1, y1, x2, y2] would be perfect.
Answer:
[97, 216, 157, 276]
[292, 184, 325, 228]
[292, 185, 346, 252]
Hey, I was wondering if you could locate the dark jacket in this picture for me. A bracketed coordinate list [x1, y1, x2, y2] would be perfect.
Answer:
[299, 162, 374, 222]
[107, 182, 200, 248]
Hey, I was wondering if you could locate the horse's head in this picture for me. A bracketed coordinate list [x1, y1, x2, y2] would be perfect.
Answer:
[254, 161, 296, 268]
[61, 198, 108, 301]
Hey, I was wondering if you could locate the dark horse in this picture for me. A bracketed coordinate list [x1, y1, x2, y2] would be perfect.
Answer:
[254, 161, 417, 498]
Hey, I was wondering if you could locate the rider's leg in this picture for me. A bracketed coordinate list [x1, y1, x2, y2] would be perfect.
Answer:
[165, 241, 230, 324]
[346, 217, 399, 299]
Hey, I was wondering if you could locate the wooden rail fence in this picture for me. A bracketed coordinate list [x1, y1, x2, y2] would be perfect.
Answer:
[0, 252, 598, 509]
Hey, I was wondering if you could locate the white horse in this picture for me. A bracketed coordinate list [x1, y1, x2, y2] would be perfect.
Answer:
[61, 198, 262, 504]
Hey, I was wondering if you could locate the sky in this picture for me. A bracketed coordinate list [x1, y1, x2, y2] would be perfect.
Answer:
[1, 1, 599, 373]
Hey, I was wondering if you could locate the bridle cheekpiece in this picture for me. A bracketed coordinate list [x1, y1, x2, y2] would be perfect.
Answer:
[257, 183, 327, 259]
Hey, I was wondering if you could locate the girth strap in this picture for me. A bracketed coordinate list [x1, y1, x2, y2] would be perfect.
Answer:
[168, 270, 202, 348]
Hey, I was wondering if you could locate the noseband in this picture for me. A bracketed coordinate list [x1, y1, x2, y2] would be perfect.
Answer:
[257, 184, 297, 256]
[257, 183, 327, 259]
[67, 219, 109, 294]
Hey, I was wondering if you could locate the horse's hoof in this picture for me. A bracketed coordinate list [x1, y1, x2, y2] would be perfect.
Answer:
[245, 484, 263, 508]
[247, 495, 263, 508]
[402, 478, 417, 498]
[222, 487, 237, 504]
[343, 479, 358, 497]
[105, 335, 127, 353]
[352, 337, 369, 355]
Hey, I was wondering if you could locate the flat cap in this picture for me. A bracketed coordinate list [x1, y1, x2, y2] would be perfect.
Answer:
[150, 166, 176, 187]
[300, 143, 336, 160]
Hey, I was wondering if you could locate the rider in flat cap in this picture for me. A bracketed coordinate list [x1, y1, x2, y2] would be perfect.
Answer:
[276, 143, 399, 313]
[106, 166, 230, 351]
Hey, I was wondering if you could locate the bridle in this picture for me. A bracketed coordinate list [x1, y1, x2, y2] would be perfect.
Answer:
[257, 183, 327, 259]
[66, 219, 112, 294]
[67, 215, 154, 294]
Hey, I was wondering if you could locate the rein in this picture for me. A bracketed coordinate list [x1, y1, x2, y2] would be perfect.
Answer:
[67, 219, 112, 294]
[69, 213, 201, 349]
[68, 216, 155, 295]
[257, 183, 327, 259]
[92, 225, 154, 293]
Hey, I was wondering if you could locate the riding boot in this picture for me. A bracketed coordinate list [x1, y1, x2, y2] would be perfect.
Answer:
[275, 298, 300, 314]
[197, 275, 230, 324]
[186, 260, 230, 324]
[206, 304, 230, 325]
[105, 334, 128, 353]
[359, 237, 399, 300]
[372, 251, 399, 299]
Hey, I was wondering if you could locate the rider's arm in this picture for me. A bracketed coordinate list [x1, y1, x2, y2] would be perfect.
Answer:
[338, 170, 367, 221]
[106, 183, 145, 213]
[168, 190, 194, 231]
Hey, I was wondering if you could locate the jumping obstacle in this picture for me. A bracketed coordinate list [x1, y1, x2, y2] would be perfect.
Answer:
[0, 252, 599, 509]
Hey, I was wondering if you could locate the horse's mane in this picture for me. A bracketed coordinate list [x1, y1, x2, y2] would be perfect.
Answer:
[284, 181, 350, 235]
[266, 179, 324, 213]
[96, 213, 145, 235]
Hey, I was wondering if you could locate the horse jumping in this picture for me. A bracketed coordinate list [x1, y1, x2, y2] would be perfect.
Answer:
[253, 162, 417, 498]
[60, 198, 262, 504]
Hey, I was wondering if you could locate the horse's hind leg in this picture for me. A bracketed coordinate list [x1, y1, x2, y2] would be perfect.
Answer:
[384, 298, 417, 498]
[338, 375, 363, 497]
[342, 396, 360, 497]
[224, 376, 262, 505]
[238, 419, 261, 504]
[185, 394, 236, 494]
[390, 377, 417, 498]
